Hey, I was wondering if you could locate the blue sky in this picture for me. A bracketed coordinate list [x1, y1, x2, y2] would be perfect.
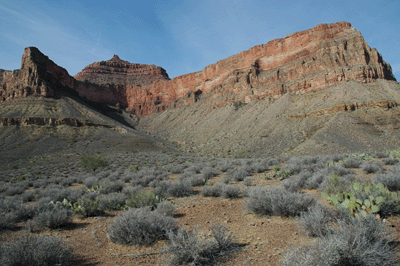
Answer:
[0, 0, 399, 79]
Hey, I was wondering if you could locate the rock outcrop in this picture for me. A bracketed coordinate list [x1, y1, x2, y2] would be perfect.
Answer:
[74, 55, 169, 108]
[123, 22, 396, 115]
[0, 47, 76, 102]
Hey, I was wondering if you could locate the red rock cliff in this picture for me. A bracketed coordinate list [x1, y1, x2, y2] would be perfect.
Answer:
[0, 47, 76, 102]
[74, 55, 169, 108]
[124, 22, 396, 116]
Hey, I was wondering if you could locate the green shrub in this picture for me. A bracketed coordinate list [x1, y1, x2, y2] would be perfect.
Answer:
[125, 190, 163, 209]
[71, 198, 102, 217]
[79, 154, 108, 172]
[323, 182, 400, 217]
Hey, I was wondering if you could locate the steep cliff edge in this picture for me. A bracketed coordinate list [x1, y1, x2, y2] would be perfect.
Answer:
[71, 22, 395, 116]
[125, 21, 396, 115]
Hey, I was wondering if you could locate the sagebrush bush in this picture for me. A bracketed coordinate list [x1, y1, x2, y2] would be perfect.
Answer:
[373, 174, 400, 191]
[108, 208, 177, 246]
[99, 180, 124, 194]
[98, 192, 127, 211]
[154, 201, 176, 216]
[361, 161, 382, 174]
[246, 186, 314, 217]
[283, 215, 398, 266]
[282, 172, 312, 192]
[201, 184, 225, 197]
[33, 202, 72, 229]
[221, 185, 241, 199]
[298, 203, 332, 237]
[166, 224, 235, 266]
[342, 157, 362, 168]
[167, 181, 194, 197]
[0, 234, 75, 266]
[202, 167, 219, 180]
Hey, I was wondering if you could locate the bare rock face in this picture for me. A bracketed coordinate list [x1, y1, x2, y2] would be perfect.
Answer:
[74, 55, 169, 108]
[0, 47, 76, 102]
[125, 22, 396, 116]
[75, 54, 169, 86]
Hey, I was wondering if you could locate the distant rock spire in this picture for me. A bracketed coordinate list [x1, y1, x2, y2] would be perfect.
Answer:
[111, 54, 121, 61]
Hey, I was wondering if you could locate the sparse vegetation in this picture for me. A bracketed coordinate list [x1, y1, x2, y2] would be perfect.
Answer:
[0, 234, 75, 266]
[80, 154, 108, 172]
[108, 208, 178, 246]
[284, 215, 398, 266]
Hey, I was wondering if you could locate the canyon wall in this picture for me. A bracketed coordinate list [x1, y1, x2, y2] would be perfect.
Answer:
[0, 22, 396, 117]
[123, 22, 396, 115]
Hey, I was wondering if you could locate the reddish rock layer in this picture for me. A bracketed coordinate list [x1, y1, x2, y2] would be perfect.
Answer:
[0, 47, 76, 102]
[74, 55, 169, 108]
[0, 22, 397, 118]
[125, 22, 396, 116]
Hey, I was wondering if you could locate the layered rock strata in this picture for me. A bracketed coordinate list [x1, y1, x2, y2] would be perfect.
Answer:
[74, 55, 169, 108]
[123, 22, 396, 115]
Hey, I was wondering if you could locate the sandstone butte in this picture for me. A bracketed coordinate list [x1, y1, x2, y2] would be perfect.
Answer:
[0, 21, 396, 117]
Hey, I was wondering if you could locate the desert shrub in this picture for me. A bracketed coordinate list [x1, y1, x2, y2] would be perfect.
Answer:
[166, 224, 235, 266]
[125, 190, 163, 209]
[33, 202, 72, 229]
[167, 181, 194, 197]
[221, 185, 241, 199]
[243, 177, 252, 186]
[35, 186, 82, 203]
[252, 159, 269, 173]
[320, 174, 360, 194]
[0, 234, 75, 266]
[373, 173, 400, 191]
[283, 215, 397, 266]
[341, 157, 363, 168]
[99, 180, 124, 194]
[72, 197, 102, 217]
[0, 198, 33, 230]
[202, 167, 219, 180]
[121, 185, 143, 196]
[375, 151, 389, 158]
[282, 172, 312, 191]
[130, 168, 168, 187]
[20, 190, 36, 203]
[80, 154, 108, 172]
[188, 175, 206, 186]
[298, 203, 333, 237]
[305, 171, 327, 189]
[5, 185, 26, 196]
[361, 161, 383, 174]
[170, 164, 187, 174]
[0, 212, 18, 231]
[98, 192, 127, 211]
[108, 208, 177, 246]
[383, 157, 399, 165]
[229, 168, 248, 182]
[201, 184, 225, 197]
[246, 187, 314, 217]
[217, 160, 234, 172]
[83, 176, 99, 189]
[154, 201, 175, 216]
[186, 164, 203, 174]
